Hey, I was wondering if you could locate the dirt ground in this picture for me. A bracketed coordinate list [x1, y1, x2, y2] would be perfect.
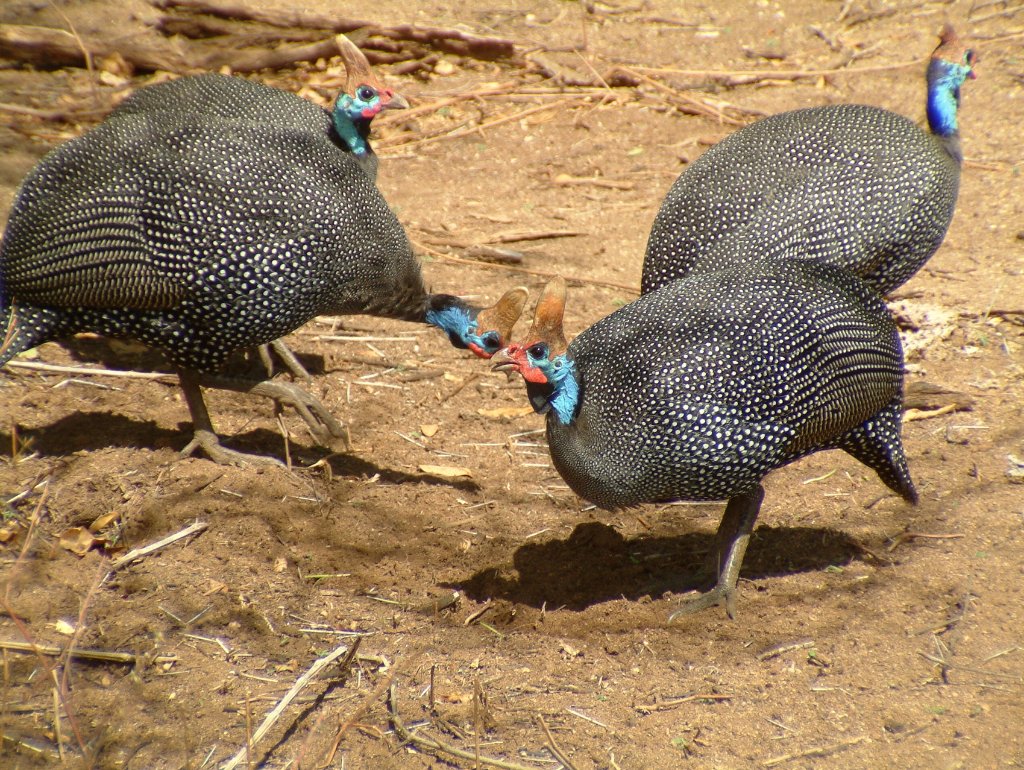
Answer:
[1, 1, 1022, 768]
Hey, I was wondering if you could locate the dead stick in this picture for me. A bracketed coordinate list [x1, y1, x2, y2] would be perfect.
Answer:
[389, 685, 537, 770]
[107, 521, 209, 572]
[0, 23, 185, 72]
[383, 101, 568, 152]
[221, 640, 354, 770]
[5, 360, 176, 380]
[320, 663, 399, 766]
[537, 714, 579, 770]
[151, 0, 517, 59]
[633, 58, 921, 81]
[763, 736, 868, 767]
[413, 239, 639, 294]
[0, 640, 177, 666]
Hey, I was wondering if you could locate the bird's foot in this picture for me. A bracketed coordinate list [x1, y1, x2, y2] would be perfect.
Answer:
[668, 581, 738, 621]
[247, 379, 350, 449]
[256, 339, 312, 381]
[180, 429, 284, 468]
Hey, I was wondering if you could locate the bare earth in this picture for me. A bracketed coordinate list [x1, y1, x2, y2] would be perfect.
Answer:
[1, 1, 1022, 768]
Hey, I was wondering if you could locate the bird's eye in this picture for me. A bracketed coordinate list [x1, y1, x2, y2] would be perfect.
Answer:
[527, 343, 549, 361]
[478, 331, 500, 352]
[357, 85, 377, 102]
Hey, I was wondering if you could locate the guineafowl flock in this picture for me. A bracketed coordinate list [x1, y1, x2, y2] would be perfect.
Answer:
[0, 26, 975, 618]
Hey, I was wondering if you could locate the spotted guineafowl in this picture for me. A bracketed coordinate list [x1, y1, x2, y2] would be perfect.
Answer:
[492, 265, 917, 617]
[642, 25, 975, 296]
[0, 36, 528, 465]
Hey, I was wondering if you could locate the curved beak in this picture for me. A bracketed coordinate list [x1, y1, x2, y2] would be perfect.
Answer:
[382, 91, 410, 110]
[490, 348, 518, 378]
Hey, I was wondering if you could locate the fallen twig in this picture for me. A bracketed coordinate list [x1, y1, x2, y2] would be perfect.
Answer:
[636, 692, 732, 712]
[633, 58, 922, 84]
[4, 360, 175, 380]
[0, 23, 185, 72]
[537, 714, 579, 770]
[763, 735, 868, 767]
[220, 640, 355, 770]
[107, 521, 209, 572]
[151, 0, 517, 60]
[389, 685, 537, 770]
[413, 239, 639, 294]
[757, 638, 815, 661]
[320, 659, 398, 766]
[886, 531, 964, 553]
[0, 640, 177, 666]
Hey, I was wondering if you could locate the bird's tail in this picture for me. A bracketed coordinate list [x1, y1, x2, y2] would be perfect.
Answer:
[838, 396, 918, 504]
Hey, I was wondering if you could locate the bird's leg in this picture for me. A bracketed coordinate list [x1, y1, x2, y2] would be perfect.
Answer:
[255, 339, 312, 381]
[177, 369, 283, 467]
[194, 372, 350, 449]
[669, 485, 765, 621]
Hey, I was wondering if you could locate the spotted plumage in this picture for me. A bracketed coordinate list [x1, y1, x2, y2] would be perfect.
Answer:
[493, 261, 916, 615]
[0, 38, 526, 464]
[642, 26, 975, 296]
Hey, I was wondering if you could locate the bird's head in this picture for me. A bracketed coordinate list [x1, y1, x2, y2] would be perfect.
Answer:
[426, 286, 529, 359]
[332, 35, 409, 155]
[491, 277, 579, 422]
[930, 24, 977, 84]
[932, 24, 977, 79]
[925, 25, 977, 145]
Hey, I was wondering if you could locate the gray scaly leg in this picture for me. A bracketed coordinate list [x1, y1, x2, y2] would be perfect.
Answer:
[669, 485, 765, 620]
[256, 339, 313, 381]
[194, 372, 349, 448]
[177, 369, 283, 467]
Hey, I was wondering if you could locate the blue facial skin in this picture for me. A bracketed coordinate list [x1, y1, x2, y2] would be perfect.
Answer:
[333, 85, 383, 156]
[926, 53, 974, 138]
[426, 305, 502, 358]
[524, 342, 580, 425]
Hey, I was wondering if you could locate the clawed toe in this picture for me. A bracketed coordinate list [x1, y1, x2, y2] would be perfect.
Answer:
[668, 583, 737, 621]
[180, 428, 285, 467]
[247, 379, 349, 448]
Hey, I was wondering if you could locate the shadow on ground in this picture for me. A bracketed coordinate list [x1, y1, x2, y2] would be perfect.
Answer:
[454, 520, 867, 610]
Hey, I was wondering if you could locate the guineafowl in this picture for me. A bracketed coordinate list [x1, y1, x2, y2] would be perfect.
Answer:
[642, 25, 975, 296]
[492, 265, 916, 617]
[0, 36, 528, 466]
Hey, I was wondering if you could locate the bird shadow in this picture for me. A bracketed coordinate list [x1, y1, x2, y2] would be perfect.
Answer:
[3, 412, 183, 456]
[1, 413, 478, 492]
[453, 521, 866, 611]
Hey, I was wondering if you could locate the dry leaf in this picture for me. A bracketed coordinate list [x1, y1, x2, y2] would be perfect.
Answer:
[477, 405, 535, 419]
[420, 424, 439, 437]
[273, 557, 287, 573]
[418, 464, 473, 479]
[89, 510, 121, 533]
[59, 526, 98, 557]
[0, 526, 17, 543]
[54, 619, 76, 636]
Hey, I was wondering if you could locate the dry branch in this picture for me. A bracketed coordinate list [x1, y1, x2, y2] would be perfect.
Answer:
[220, 640, 355, 770]
[0, 23, 185, 72]
[107, 521, 209, 571]
[0, 639, 177, 666]
[412, 239, 639, 294]
[151, 0, 517, 60]
[388, 685, 537, 770]
[4, 360, 176, 380]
